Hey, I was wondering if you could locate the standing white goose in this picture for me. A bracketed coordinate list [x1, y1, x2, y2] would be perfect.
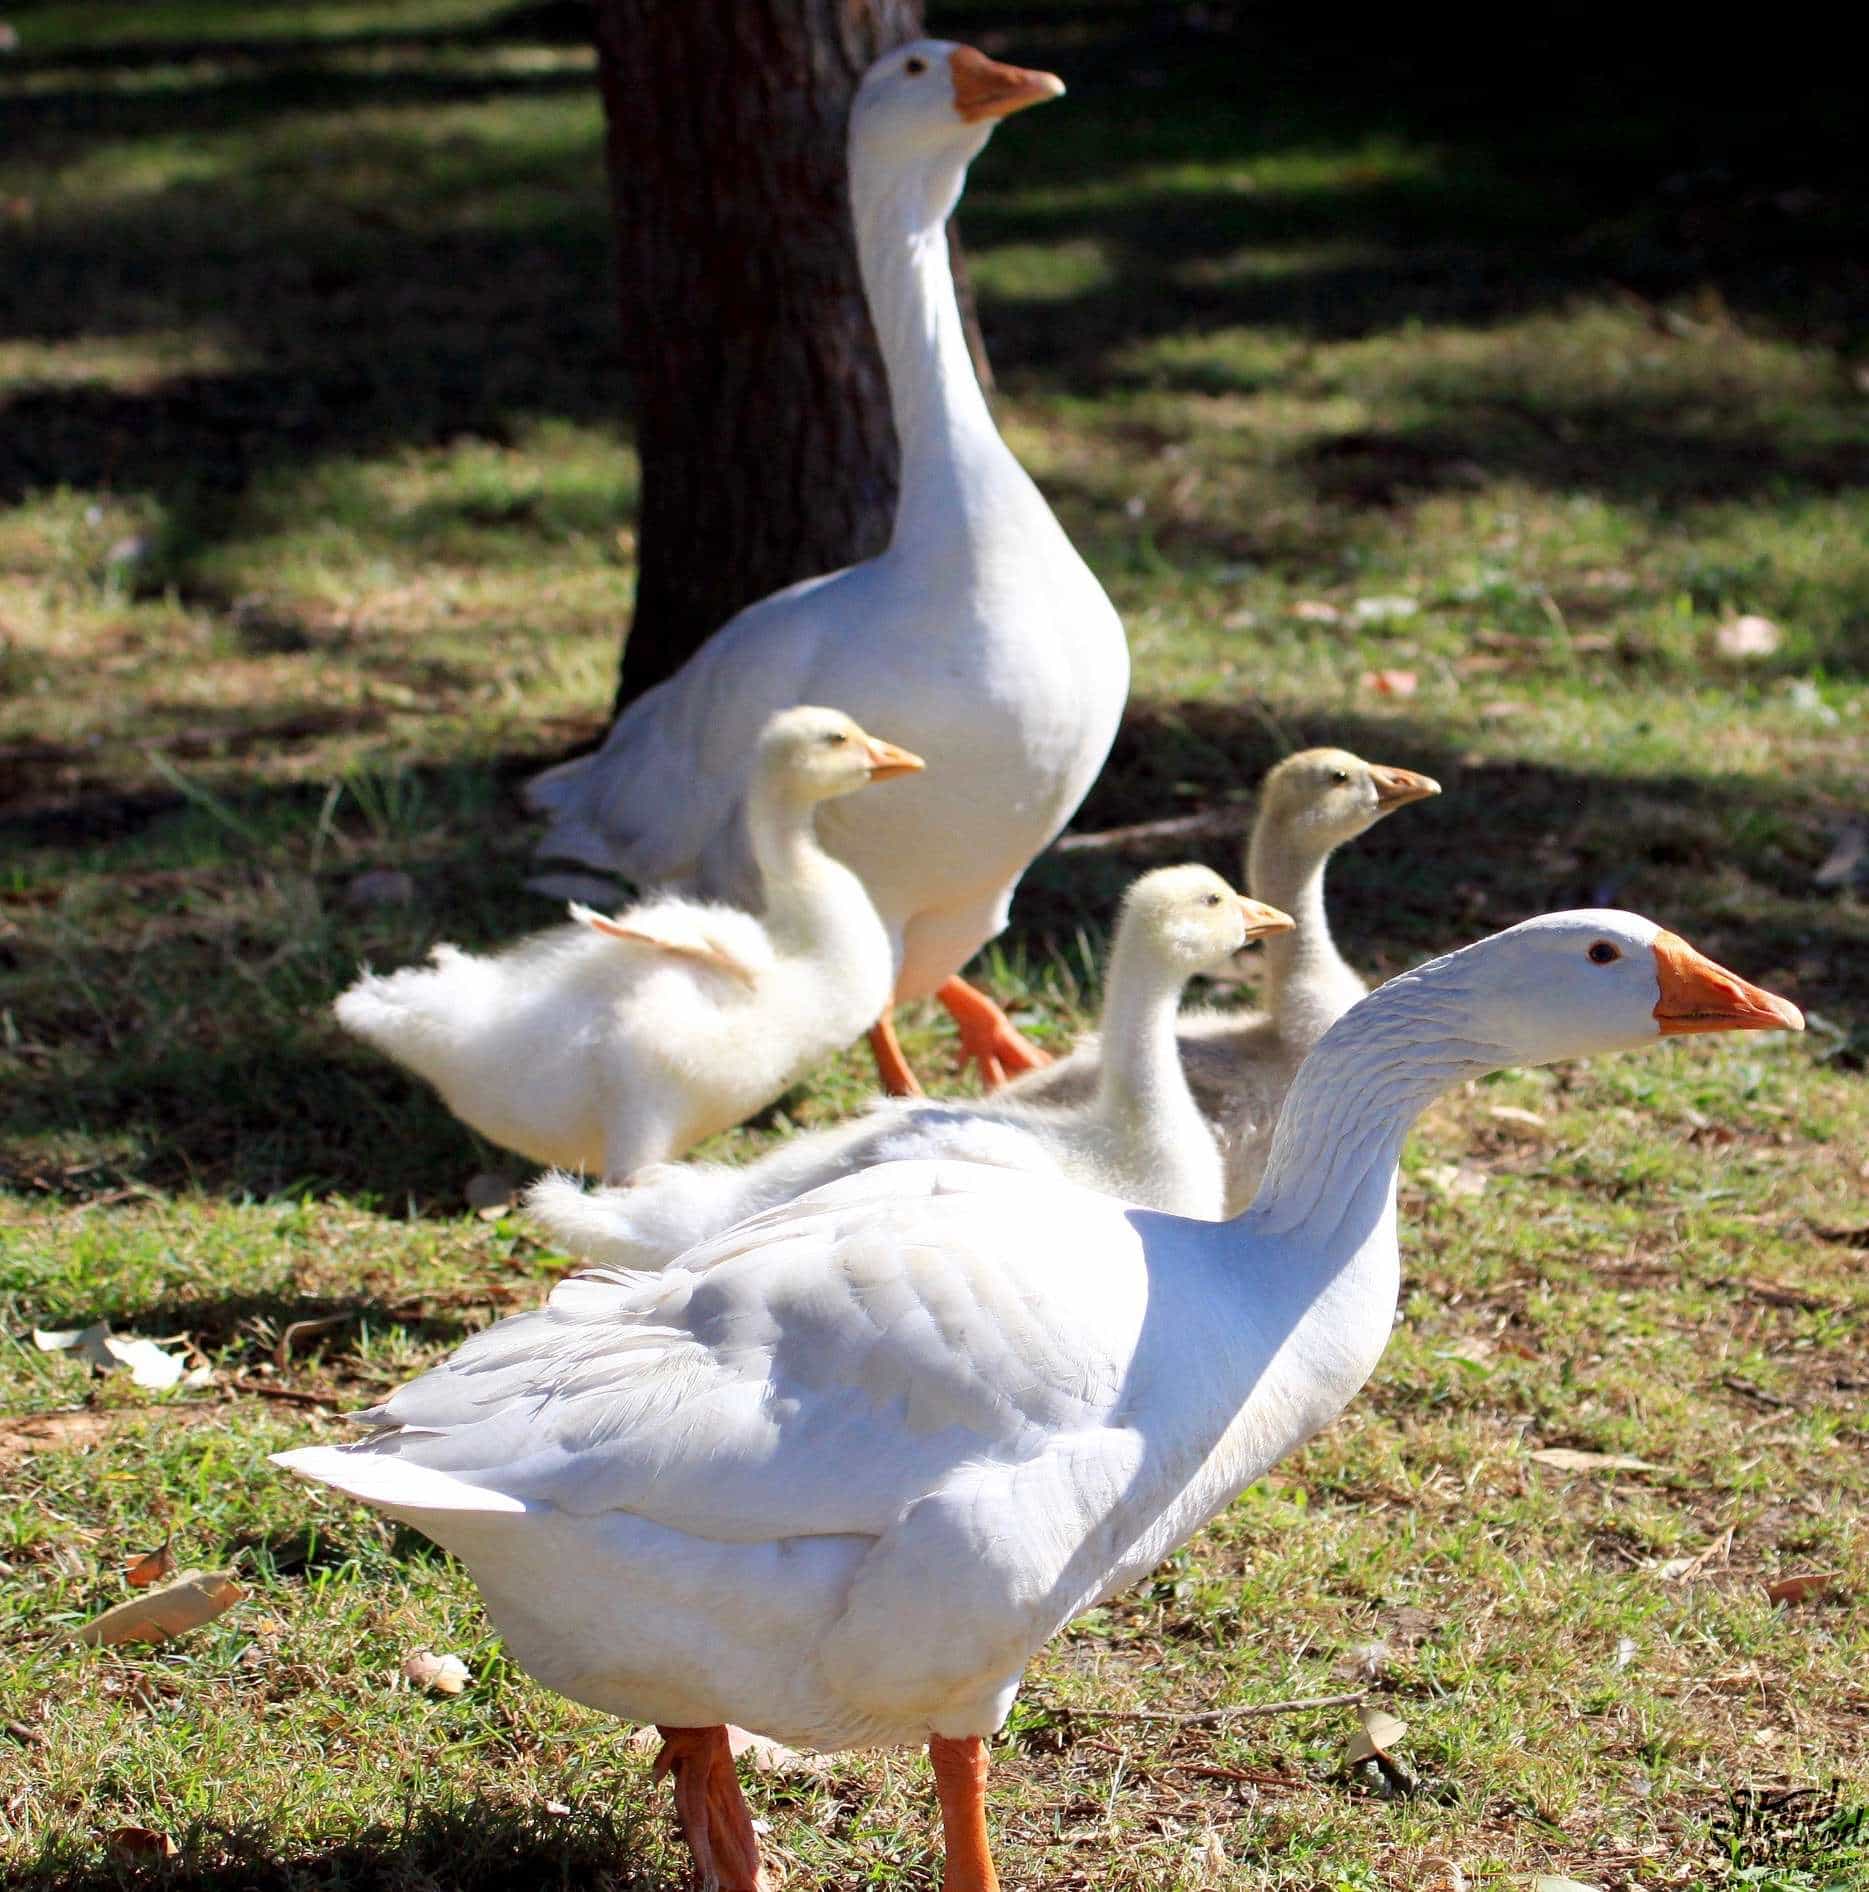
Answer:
[277, 912, 1799, 1892]
[525, 41, 1129, 1097]
[1013, 748, 1441, 1207]
[526, 865, 1294, 1267]
[333, 707, 921, 1181]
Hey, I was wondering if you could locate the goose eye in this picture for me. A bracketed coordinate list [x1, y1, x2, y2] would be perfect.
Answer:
[1330, 769, 1350, 784]
[1588, 940, 1621, 965]
[904, 55, 927, 75]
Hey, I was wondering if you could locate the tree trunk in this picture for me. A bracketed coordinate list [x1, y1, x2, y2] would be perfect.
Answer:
[592, 0, 927, 716]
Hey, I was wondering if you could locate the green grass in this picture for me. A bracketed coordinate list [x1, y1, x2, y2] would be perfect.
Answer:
[3, 3, 1866, 1888]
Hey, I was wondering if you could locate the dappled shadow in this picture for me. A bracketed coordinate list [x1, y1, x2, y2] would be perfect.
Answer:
[12, 1794, 665, 1892]
[3, 705, 1861, 1209]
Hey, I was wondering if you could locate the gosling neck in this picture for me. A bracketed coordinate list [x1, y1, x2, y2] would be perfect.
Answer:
[1093, 926, 1203, 1135]
[849, 141, 1024, 554]
[745, 784, 864, 954]
[1247, 818, 1355, 1016]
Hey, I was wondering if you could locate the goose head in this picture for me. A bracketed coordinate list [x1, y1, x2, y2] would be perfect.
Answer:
[850, 40, 1063, 221]
[755, 706, 925, 806]
[1418, 909, 1804, 1068]
[1257, 747, 1441, 857]
[1120, 864, 1294, 975]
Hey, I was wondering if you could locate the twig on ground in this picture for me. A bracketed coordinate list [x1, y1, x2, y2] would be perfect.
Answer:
[233, 1376, 338, 1408]
[1025, 1688, 1368, 1728]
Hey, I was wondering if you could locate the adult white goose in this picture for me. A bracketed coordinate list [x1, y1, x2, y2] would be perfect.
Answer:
[333, 708, 921, 1181]
[527, 865, 1294, 1267]
[278, 912, 1798, 1890]
[1013, 747, 1440, 1208]
[525, 41, 1129, 1097]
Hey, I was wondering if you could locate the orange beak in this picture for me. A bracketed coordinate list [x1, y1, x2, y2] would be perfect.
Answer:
[1651, 931, 1803, 1036]
[862, 736, 925, 783]
[1371, 764, 1441, 807]
[948, 45, 1065, 123]
[1238, 897, 1295, 938]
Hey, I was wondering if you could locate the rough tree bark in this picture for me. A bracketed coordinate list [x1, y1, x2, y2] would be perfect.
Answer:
[591, 0, 928, 716]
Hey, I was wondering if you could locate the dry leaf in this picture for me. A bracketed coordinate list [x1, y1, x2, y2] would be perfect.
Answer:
[1528, 1448, 1660, 1474]
[1200, 1826, 1228, 1880]
[1344, 1705, 1408, 1766]
[1292, 599, 1341, 623]
[1764, 1571, 1841, 1605]
[1614, 1636, 1637, 1671]
[1485, 1105, 1548, 1137]
[1530, 1879, 1602, 1892]
[1354, 594, 1419, 623]
[33, 1321, 188, 1388]
[78, 1568, 244, 1646]
[1654, 1555, 1699, 1581]
[401, 1650, 472, 1694]
[108, 1828, 176, 1861]
[1422, 1162, 1488, 1199]
[1715, 614, 1782, 659]
[1359, 668, 1419, 697]
[125, 1545, 176, 1589]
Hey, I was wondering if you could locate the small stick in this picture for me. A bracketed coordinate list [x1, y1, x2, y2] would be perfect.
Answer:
[1025, 1687, 1368, 1728]
[274, 1313, 353, 1370]
[233, 1376, 337, 1409]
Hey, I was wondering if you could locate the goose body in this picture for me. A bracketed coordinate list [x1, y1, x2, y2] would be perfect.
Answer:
[280, 912, 1799, 1888]
[333, 709, 920, 1180]
[527, 867, 1293, 1267]
[525, 42, 1128, 1088]
[1013, 748, 1441, 1209]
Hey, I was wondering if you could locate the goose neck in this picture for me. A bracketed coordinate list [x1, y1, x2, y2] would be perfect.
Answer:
[850, 149, 1011, 548]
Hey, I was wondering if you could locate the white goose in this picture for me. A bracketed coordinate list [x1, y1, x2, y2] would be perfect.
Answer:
[1014, 747, 1440, 1208]
[333, 708, 921, 1181]
[525, 40, 1129, 1097]
[527, 865, 1294, 1266]
[278, 912, 1799, 1891]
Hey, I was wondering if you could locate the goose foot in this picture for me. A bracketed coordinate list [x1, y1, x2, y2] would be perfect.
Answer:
[935, 977, 1050, 1090]
[654, 1724, 769, 1891]
[930, 1734, 1000, 1892]
[869, 1011, 925, 1097]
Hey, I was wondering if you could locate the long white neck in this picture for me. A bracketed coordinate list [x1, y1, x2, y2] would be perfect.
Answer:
[745, 786, 871, 956]
[1247, 820, 1357, 1027]
[849, 142, 1028, 553]
[1092, 929, 1206, 1141]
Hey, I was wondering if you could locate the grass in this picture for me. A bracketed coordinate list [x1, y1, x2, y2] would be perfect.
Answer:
[2, 2, 1866, 1888]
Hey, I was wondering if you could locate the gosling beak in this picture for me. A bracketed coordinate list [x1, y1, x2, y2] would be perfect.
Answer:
[949, 45, 1066, 123]
[1371, 764, 1441, 808]
[1238, 897, 1295, 938]
[1651, 931, 1804, 1036]
[862, 737, 926, 784]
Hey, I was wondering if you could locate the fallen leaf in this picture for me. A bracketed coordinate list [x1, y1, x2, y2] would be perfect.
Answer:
[108, 1828, 176, 1861]
[1530, 1879, 1602, 1892]
[1715, 614, 1782, 659]
[102, 1334, 186, 1390]
[1344, 1705, 1408, 1766]
[1292, 599, 1341, 623]
[1528, 1448, 1660, 1474]
[1814, 822, 1868, 890]
[1200, 1826, 1228, 1880]
[1654, 1555, 1699, 1581]
[543, 1800, 571, 1818]
[1354, 594, 1419, 623]
[78, 1569, 244, 1646]
[1485, 1104, 1548, 1137]
[33, 1322, 114, 1369]
[1614, 1636, 1637, 1671]
[1479, 700, 1529, 720]
[1359, 668, 1419, 697]
[1421, 1162, 1488, 1199]
[401, 1650, 471, 1694]
[1764, 1572, 1841, 1606]
[125, 1545, 176, 1589]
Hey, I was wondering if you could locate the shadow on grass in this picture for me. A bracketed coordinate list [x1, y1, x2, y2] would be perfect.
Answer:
[15, 1796, 663, 1892]
[3, 701, 1862, 1208]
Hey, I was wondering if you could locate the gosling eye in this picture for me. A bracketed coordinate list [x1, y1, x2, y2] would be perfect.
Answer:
[1330, 769, 1350, 785]
[821, 730, 848, 747]
[904, 55, 927, 75]
[1204, 893, 1222, 908]
[1587, 940, 1622, 965]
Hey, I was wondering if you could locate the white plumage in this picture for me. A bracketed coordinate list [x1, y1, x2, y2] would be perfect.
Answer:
[527, 864, 1292, 1268]
[1012, 746, 1441, 1208]
[524, 40, 1128, 1089]
[333, 707, 921, 1179]
[278, 912, 1800, 1888]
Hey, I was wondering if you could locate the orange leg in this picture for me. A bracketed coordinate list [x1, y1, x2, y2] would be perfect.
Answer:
[654, 1724, 768, 1891]
[930, 1734, 999, 1892]
[869, 1009, 925, 1097]
[935, 977, 1051, 1091]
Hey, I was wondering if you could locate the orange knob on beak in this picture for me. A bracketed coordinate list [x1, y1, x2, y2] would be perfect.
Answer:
[862, 737, 926, 783]
[1239, 897, 1295, 937]
[948, 46, 1066, 123]
[1371, 765, 1441, 807]
[1651, 931, 1804, 1036]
